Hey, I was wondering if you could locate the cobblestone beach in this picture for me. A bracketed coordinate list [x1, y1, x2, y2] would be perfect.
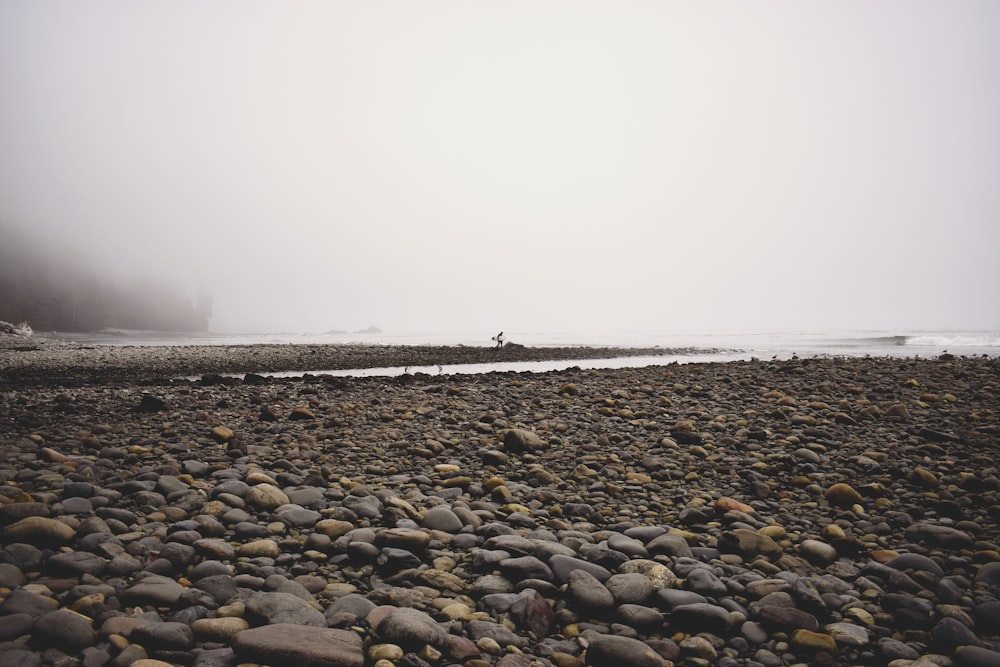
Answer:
[0, 334, 690, 388]
[1, 337, 999, 667]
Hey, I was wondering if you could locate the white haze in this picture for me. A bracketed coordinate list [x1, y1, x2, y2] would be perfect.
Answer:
[1, 1, 998, 335]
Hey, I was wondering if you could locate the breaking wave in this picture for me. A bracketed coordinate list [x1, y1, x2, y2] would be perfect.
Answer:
[904, 335, 1000, 348]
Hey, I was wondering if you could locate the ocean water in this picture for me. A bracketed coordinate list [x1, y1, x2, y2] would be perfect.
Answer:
[49, 328, 1000, 378]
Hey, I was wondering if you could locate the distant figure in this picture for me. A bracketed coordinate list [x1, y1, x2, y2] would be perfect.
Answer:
[492, 331, 505, 350]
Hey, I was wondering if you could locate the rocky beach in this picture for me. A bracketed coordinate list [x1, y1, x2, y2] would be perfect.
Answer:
[2, 333, 1000, 667]
[0, 333, 691, 388]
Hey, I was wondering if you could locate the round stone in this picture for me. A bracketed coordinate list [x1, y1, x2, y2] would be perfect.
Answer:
[606, 573, 654, 604]
[567, 569, 615, 613]
[424, 506, 464, 532]
[3, 517, 75, 546]
[585, 635, 668, 667]
[130, 621, 195, 651]
[799, 539, 838, 566]
[192, 617, 250, 641]
[32, 609, 95, 651]
[246, 484, 290, 511]
[368, 644, 405, 661]
[232, 624, 364, 667]
[825, 484, 862, 507]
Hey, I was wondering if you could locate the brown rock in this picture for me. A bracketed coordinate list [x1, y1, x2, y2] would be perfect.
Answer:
[715, 497, 755, 514]
[3, 516, 75, 546]
[210, 426, 234, 443]
[825, 483, 862, 507]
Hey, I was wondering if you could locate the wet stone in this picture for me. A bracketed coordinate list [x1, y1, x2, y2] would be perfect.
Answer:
[0, 589, 59, 617]
[0, 612, 34, 641]
[607, 533, 649, 558]
[120, 574, 186, 607]
[131, 621, 195, 651]
[757, 605, 820, 633]
[275, 506, 321, 528]
[0, 648, 44, 667]
[886, 552, 944, 577]
[245, 591, 326, 626]
[0, 564, 26, 588]
[326, 594, 376, 623]
[826, 622, 870, 648]
[58, 497, 94, 515]
[605, 572, 654, 604]
[876, 637, 920, 661]
[618, 560, 677, 590]
[378, 547, 422, 571]
[424, 505, 464, 532]
[31, 609, 95, 652]
[509, 589, 554, 638]
[905, 523, 974, 550]
[473, 574, 515, 596]
[668, 602, 735, 636]
[376, 608, 448, 648]
[2, 517, 75, 546]
[500, 555, 552, 582]
[549, 554, 612, 583]
[0, 544, 44, 572]
[956, 646, 1000, 667]
[683, 568, 728, 597]
[615, 604, 664, 632]
[467, 619, 530, 649]
[245, 484, 290, 511]
[46, 551, 108, 577]
[232, 624, 364, 667]
[191, 617, 249, 642]
[585, 635, 669, 667]
[567, 569, 615, 614]
[975, 562, 1000, 587]
[931, 617, 984, 650]
[193, 574, 238, 604]
[722, 529, 783, 559]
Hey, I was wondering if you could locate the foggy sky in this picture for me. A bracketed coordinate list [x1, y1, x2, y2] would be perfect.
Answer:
[2, 1, 998, 335]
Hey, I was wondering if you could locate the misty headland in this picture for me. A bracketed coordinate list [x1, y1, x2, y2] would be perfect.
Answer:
[0, 223, 210, 333]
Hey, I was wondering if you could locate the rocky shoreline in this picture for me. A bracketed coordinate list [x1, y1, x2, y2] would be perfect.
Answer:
[2, 343, 1000, 667]
[0, 333, 703, 388]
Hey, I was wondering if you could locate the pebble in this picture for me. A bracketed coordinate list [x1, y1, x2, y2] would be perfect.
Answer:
[246, 591, 327, 626]
[30, 609, 94, 651]
[375, 607, 448, 648]
[799, 538, 839, 566]
[191, 616, 249, 641]
[231, 624, 364, 667]
[130, 621, 194, 651]
[566, 569, 615, 613]
[2, 516, 75, 545]
[585, 634, 669, 667]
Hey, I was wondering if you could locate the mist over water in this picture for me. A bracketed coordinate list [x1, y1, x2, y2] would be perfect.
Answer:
[59, 327, 1000, 374]
[2, 1, 999, 336]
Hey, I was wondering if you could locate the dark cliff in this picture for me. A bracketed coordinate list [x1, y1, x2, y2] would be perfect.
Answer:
[0, 223, 209, 333]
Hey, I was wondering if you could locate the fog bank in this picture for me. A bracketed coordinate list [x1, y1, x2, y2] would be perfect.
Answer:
[2, 2, 998, 335]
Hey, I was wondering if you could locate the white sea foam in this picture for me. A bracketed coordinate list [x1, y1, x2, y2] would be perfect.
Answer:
[905, 335, 1000, 348]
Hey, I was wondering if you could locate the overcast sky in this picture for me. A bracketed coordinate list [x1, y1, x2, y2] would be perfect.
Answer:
[1, 1, 998, 335]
